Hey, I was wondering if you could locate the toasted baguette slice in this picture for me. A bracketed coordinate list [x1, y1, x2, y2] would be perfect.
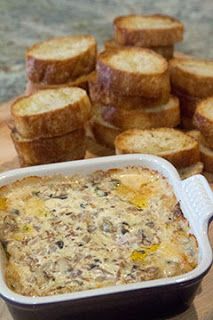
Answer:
[100, 95, 180, 130]
[181, 116, 195, 130]
[185, 129, 201, 142]
[11, 128, 86, 167]
[97, 48, 170, 98]
[170, 58, 213, 98]
[26, 35, 97, 84]
[11, 87, 91, 139]
[115, 128, 200, 168]
[85, 137, 114, 158]
[200, 143, 213, 173]
[178, 162, 204, 180]
[89, 73, 169, 109]
[114, 14, 184, 47]
[25, 72, 94, 95]
[104, 39, 174, 60]
[193, 97, 213, 145]
[90, 111, 121, 149]
[172, 87, 200, 117]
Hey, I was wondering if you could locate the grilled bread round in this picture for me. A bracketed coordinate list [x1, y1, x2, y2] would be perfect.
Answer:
[89, 73, 169, 109]
[11, 128, 86, 167]
[26, 35, 97, 84]
[100, 95, 180, 130]
[172, 87, 200, 117]
[114, 14, 184, 47]
[115, 128, 200, 168]
[170, 58, 213, 98]
[90, 111, 121, 149]
[11, 87, 91, 139]
[97, 48, 170, 98]
[25, 72, 94, 95]
[193, 97, 213, 144]
[104, 39, 174, 60]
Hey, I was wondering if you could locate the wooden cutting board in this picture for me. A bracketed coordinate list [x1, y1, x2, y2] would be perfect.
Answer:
[0, 100, 213, 320]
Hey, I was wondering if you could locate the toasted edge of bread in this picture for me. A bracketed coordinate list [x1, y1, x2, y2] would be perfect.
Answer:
[200, 143, 213, 173]
[85, 137, 114, 158]
[115, 128, 200, 168]
[113, 14, 184, 46]
[172, 87, 200, 117]
[25, 72, 94, 95]
[104, 39, 174, 60]
[89, 73, 170, 108]
[170, 57, 213, 98]
[178, 162, 204, 180]
[11, 87, 91, 139]
[26, 35, 97, 84]
[193, 97, 213, 140]
[11, 128, 86, 166]
[100, 95, 180, 130]
[90, 112, 121, 149]
[97, 48, 170, 98]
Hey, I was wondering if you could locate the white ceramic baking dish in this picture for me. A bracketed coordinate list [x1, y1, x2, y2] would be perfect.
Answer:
[0, 154, 212, 320]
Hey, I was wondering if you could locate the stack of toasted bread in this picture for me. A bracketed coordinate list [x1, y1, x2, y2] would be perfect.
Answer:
[104, 14, 184, 60]
[193, 98, 213, 174]
[88, 47, 180, 152]
[25, 35, 97, 94]
[170, 57, 213, 129]
[11, 87, 91, 166]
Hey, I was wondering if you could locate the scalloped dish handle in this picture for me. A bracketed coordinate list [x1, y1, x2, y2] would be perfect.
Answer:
[181, 174, 213, 224]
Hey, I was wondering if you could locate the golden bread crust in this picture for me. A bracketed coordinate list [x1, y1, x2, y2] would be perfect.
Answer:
[26, 35, 97, 84]
[11, 128, 86, 166]
[114, 14, 184, 47]
[11, 87, 91, 139]
[170, 58, 213, 98]
[100, 95, 180, 130]
[115, 128, 200, 168]
[89, 73, 170, 109]
[97, 48, 170, 98]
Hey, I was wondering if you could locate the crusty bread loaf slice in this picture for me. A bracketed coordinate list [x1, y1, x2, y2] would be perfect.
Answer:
[113, 14, 184, 47]
[89, 73, 169, 109]
[100, 95, 180, 130]
[11, 128, 86, 167]
[85, 137, 114, 158]
[97, 48, 170, 98]
[11, 87, 91, 139]
[104, 39, 174, 60]
[115, 128, 200, 168]
[90, 111, 121, 149]
[200, 143, 213, 173]
[26, 35, 97, 84]
[178, 162, 204, 180]
[25, 72, 94, 95]
[170, 57, 213, 98]
[172, 87, 200, 117]
[193, 97, 213, 146]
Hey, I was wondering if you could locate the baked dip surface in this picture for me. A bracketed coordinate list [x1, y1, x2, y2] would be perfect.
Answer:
[0, 167, 198, 297]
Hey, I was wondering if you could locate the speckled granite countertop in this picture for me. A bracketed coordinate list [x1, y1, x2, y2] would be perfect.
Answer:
[0, 0, 212, 102]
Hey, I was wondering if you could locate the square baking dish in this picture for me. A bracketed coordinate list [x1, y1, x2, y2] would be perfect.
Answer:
[0, 154, 212, 320]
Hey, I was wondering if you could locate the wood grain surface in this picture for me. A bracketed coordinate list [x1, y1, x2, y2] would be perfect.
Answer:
[0, 101, 212, 320]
